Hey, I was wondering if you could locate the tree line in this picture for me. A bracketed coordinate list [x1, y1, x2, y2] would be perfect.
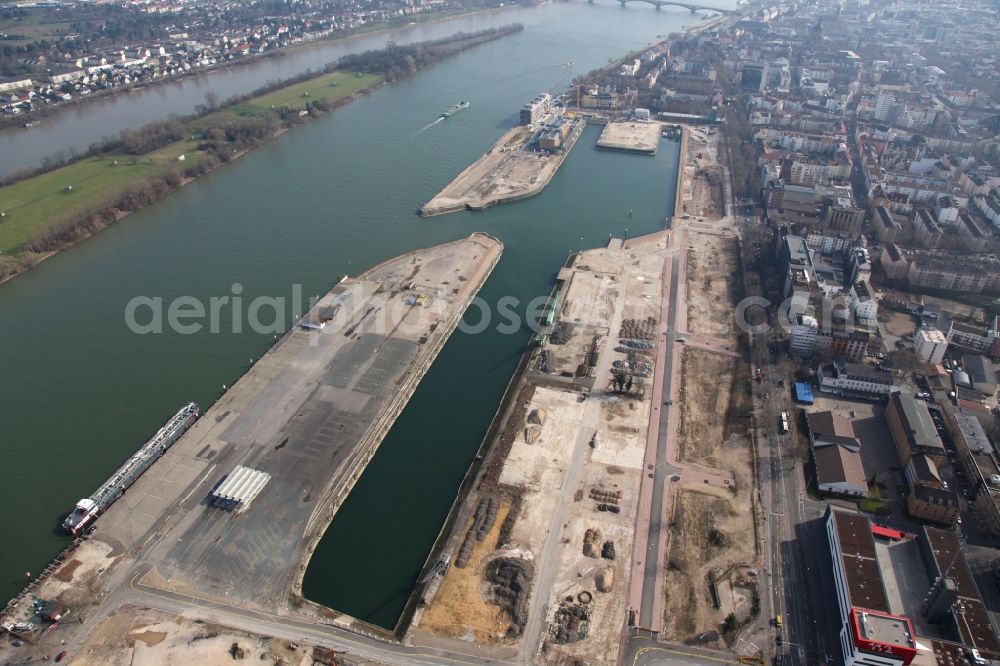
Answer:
[336, 24, 524, 81]
[3, 25, 528, 281]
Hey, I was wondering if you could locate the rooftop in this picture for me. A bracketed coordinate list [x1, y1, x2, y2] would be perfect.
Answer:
[912, 484, 959, 509]
[924, 528, 1000, 655]
[814, 444, 866, 487]
[807, 410, 860, 447]
[954, 414, 991, 455]
[831, 361, 894, 385]
[970, 454, 1000, 490]
[852, 608, 916, 650]
[909, 453, 941, 485]
[962, 354, 997, 393]
[891, 392, 945, 454]
[832, 510, 890, 613]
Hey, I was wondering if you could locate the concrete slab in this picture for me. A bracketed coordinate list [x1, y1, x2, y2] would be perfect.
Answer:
[595, 122, 661, 155]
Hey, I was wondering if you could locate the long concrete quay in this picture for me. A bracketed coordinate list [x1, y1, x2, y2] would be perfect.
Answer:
[595, 120, 662, 154]
[41, 233, 502, 623]
[419, 119, 585, 217]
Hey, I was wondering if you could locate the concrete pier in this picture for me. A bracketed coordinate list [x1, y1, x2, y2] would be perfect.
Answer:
[81, 233, 502, 614]
[595, 120, 661, 154]
[419, 119, 585, 217]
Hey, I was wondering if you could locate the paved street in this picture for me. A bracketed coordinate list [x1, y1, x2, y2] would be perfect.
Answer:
[625, 634, 743, 666]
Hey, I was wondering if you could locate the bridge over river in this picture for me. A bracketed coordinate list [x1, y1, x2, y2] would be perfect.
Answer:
[589, 0, 733, 11]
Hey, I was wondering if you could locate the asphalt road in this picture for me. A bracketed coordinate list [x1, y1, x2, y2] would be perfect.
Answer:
[625, 632, 744, 666]
[748, 293, 836, 666]
[638, 233, 683, 628]
[68, 563, 520, 666]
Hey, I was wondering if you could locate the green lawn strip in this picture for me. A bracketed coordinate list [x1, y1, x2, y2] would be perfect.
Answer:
[229, 71, 382, 115]
[0, 140, 199, 253]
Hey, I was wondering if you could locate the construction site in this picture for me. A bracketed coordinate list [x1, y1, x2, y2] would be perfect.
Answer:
[409, 233, 670, 666]
[0, 234, 502, 664]
[675, 126, 725, 221]
[68, 606, 368, 666]
[658, 168, 760, 646]
[419, 118, 585, 217]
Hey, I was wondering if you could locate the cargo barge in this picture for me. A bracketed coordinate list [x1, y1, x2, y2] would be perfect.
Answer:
[61, 402, 200, 534]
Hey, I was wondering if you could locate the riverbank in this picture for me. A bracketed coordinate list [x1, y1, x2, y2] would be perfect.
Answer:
[0, 70, 384, 285]
[0, 5, 505, 134]
[0, 25, 522, 286]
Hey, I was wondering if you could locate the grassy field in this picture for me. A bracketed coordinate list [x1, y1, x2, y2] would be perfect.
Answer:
[0, 140, 199, 253]
[219, 71, 381, 121]
[0, 8, 76, 44]
[0, 71, 382, 255]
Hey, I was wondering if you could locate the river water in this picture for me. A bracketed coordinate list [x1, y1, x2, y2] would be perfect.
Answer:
[0, 0, 733, 624]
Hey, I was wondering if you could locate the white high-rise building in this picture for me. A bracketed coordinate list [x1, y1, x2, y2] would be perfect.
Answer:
[873, 90, 896, 123]
[790, 313, 819, 356]
[914, 328, 948, 364]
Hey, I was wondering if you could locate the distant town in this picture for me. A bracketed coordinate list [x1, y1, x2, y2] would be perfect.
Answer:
[0, 0, 517, 122]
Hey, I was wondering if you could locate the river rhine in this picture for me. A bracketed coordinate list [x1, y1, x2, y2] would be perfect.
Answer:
[0, 0, 733, 625]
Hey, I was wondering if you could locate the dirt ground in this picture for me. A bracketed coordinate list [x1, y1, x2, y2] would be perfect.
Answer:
[686, 233, 741, 338]
[417, 500, 513, 643]
[663, 220, 758, 645]
[689, 168, 724, 219]
[882, 311, 916, 337]
[71, 606, 323, 666]
[661, 485, 758, 644]
[676, 349, 751, 472]
[677, 127, 725, 221]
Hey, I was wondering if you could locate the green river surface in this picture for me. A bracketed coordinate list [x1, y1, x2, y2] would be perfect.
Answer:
[0, 0, 731, 626]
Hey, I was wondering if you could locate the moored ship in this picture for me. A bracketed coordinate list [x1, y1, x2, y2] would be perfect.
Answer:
[61, 402, 200, 534]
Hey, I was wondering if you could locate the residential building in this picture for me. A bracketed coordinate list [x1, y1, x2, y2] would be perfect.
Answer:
[814, 327, 871, 362]
[907, 259, 996, 294]
[873, 90, 896, 123]
[947, 320, 997, 353]
[906, 485, 960, 525]
[914, 209, 943, 249]
[818, 360, 894, 397]
[519, 93, 552, 126]
[886, 392, 946, 464]
[874, 206, 902, 243]
[741, 61, 768, 93]
[790, 313, 819, 356]
[0, 78, 32, 93]
[914, 328, 948, 364]
[849, 281, 878, 323]
[880, 243, 909, 280]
